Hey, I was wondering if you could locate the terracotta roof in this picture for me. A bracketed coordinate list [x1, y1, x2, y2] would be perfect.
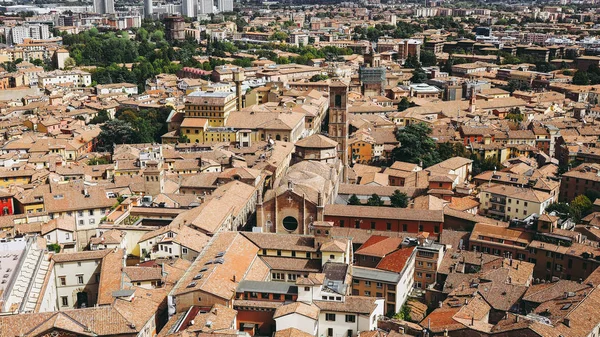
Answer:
[295, 134, 337, 148]
[123, 266, 163, 282]
[324, 204, 444, 222]
[376, 246, 415, 273]
[356, 236, 403, 257]
[314, 296, 378, 314]
[97, 249, 125, 305]
[274, 328, 317, 337]
[52, 249, 111, 263]
[274, 302, 320, 320]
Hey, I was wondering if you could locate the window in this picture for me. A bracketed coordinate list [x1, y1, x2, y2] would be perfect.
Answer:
[347, 330, 353, 337]
[365, 291, 371, 296]
[340, 220, 344, 227]
[182, 248, 188, 254]
[402, 224, 407, 231]
[277, 250, 281, 256]
[365, 281, 371, 286]
[305, 287, 310, 291]
[330, 254, 335, 260]
[326, 313, 336, 321]
[59, 276, 66, 286]
[386, 222, 391, 231]
[79, 220, 84, 226]
[345, 315, 356, 323]
[328, 328, 334, 337]
[419, 224, 423, 232]
[371, 222, 376, 229]
[77, 275, 84, 284]
[376, 282, 383, 288]
[77, 262, 82, 267]
[61, 296, 68, 307]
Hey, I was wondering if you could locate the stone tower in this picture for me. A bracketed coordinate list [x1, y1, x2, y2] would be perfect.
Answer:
[328, 80, 349, 183]
[143, 160, 164, 197]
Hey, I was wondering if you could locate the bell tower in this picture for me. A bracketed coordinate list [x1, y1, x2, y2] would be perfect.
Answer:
[328, 80, 349, 183]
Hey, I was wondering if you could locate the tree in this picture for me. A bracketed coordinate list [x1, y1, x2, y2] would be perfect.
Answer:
[391, 123, 440, 167]
[96, 119, 138, 153]
[471, 155, 501, 176]
[393, 304, 411, 321]
[397, 97, 410, 112]
[571, 195, 592, 222]
[310, 74, 329, 82]
[404, 54, 420, 68]
[63, 57, 76, 69]
[573, 71, 590, 85]
[506, 107, 524, 124]
[348, 194, 361, 205]
[410, 67, 428, 84]
[545, 202, 572, 220]
[367, 194, 384, 206]
[89, 110, 110, 124]
[390, 190, 409, 208]
[269, 31, 288, 41]
[420, 50, 437, 67]
[88, 157, 110, 165]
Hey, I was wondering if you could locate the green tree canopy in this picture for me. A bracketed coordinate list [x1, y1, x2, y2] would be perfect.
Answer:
[392, 123, 440, 167]
[97, 119, 138, 152]
[367, 194, 384, 206]
[390, 190, 409, 208]
[348, 194, 361, 205]
[397, 97, 411, 112]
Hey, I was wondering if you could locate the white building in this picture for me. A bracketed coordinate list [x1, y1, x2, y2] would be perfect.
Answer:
[96, 82, 139, 95]
[144, 0, 153, 18]
[8, 24, 50, 45]
[41, 216, 77, 252]
[37, 70, 92, 88]
[274, 273, 384, 337]
[93, 0, 114, 14]
[181, 0, 196, 17]
[51, 250, 111, 310]
[198, 0, 214, 14]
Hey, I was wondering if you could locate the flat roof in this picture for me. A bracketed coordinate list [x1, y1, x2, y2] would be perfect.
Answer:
[237, 280, 298, 295]
[351, 266, 401, 283]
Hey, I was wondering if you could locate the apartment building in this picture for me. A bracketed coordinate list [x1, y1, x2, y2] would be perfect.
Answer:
[479, 183, 554, 221]
[413, 238, 445, 290]
[274, 273, 384, 337]
[184, 90, 237, 127]
[560, 163, 600, 202]
[38, 70, 92, 88]
[51, 250, 112, 310]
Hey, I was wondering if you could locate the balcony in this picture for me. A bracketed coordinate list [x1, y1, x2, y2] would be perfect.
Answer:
[489, 197, 507, 204]
[487, 208, 506, 216]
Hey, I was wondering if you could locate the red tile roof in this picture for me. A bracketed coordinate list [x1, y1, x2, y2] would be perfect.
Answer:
[376, 246, 415, 273]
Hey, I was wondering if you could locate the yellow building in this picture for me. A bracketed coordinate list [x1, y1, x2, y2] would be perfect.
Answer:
[184, 91, 237, 127]
[0, 170, 35, 188]
[349, 132, 376, 164]
[180, 117, 208, 143]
